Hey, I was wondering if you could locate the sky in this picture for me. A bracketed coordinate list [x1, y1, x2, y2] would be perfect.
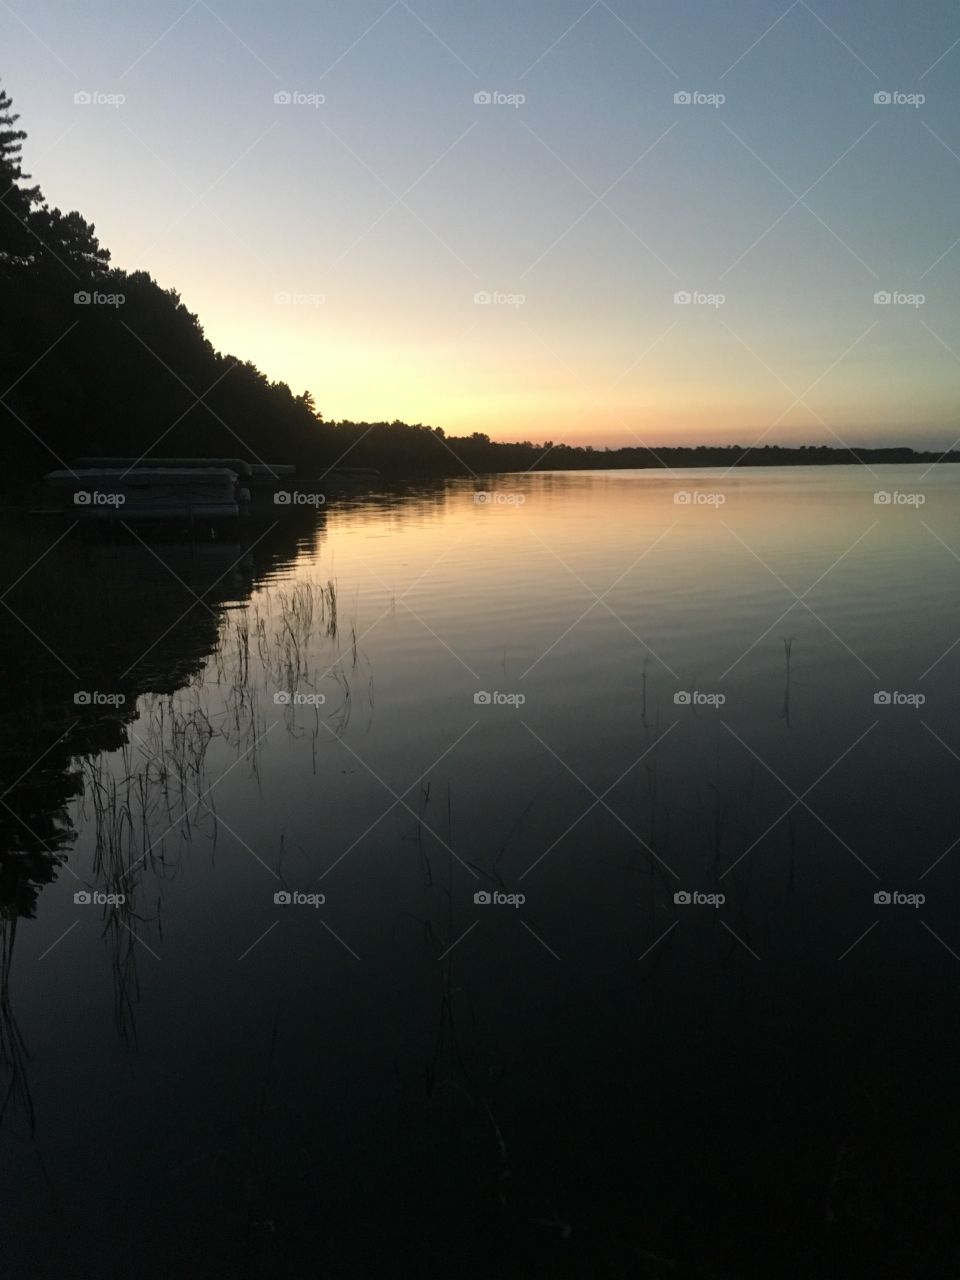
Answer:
[4, 0, 960, 448]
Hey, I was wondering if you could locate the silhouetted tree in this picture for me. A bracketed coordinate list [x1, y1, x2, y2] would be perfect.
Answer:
[0, 78, 955, 485]
[0, 86, 41, 274]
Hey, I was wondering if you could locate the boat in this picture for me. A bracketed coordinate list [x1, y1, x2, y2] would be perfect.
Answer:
[71, 457, 298, 503]
[46, 458, 361, 524]
[73, 455, 253, 478]
[247, 463, 298, 503]
[44, 467, 243, 523]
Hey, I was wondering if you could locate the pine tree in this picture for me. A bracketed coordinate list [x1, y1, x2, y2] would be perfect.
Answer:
[0, 86, 109, 279]
[0, 85, 42, 272]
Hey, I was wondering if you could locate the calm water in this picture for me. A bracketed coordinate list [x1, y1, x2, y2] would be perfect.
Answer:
[2, 467, 959, 1278]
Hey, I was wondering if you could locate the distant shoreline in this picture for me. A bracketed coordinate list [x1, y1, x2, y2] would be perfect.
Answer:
[487, 449, 960, 469]
[301, 438, 960, 477]
[6, 452, 957, 508]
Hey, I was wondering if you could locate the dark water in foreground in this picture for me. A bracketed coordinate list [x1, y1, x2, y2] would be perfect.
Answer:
[1, 466, 959, 1278]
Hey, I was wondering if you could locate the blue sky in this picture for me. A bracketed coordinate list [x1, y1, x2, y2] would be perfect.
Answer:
[5, 0, 960, 446]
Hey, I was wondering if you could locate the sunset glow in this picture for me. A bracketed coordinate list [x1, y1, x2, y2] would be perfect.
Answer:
[8, 0, 960, 447]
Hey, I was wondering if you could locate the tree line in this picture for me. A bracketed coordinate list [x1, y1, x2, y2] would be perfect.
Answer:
[1, 81, 954, 483]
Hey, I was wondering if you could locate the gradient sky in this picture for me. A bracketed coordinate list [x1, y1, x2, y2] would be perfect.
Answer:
[5, 0, 960, 447]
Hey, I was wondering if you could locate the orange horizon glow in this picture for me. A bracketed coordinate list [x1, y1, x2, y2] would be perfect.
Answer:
[204, 301, 958, 450]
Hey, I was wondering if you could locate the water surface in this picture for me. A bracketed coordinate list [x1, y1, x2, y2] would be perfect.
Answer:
[2, 467, 959, 1278]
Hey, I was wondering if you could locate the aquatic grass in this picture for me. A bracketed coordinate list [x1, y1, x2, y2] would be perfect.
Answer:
[7, 567, 370, 1055]
[779, 636, 795, 727]
[0, 915, 35, 1135]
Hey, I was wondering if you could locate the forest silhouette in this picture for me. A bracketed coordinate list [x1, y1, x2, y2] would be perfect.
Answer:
[1, 81, 954, 482]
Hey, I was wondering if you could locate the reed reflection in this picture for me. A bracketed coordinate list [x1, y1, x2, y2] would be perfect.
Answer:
[0, 508, 325, 1121]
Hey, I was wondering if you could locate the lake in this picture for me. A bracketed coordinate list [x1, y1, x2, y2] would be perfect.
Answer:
[2, 466, 959, 1278]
